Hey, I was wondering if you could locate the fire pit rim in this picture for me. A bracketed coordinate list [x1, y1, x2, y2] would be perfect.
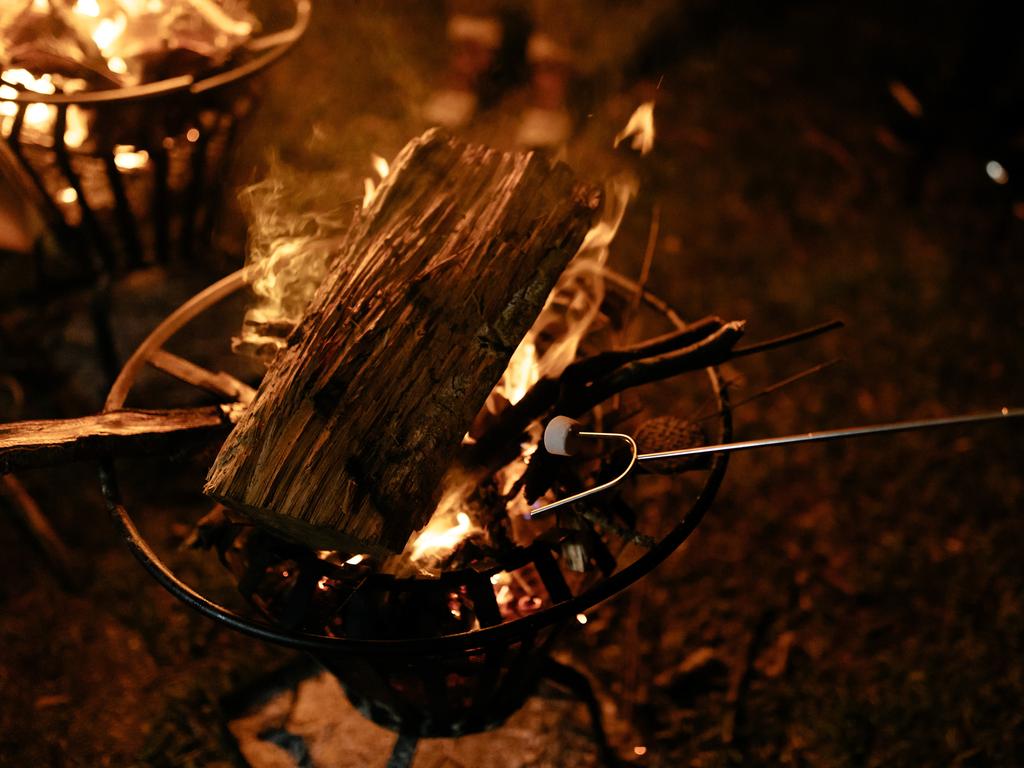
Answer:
[1, 0, 310, 106]
[99, 266, 731, 656]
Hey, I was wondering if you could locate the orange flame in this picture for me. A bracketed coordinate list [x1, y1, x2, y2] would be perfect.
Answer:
[407, 511, 478, 565]
[362, 153, 391, 210]
[614, 101, 656, 155]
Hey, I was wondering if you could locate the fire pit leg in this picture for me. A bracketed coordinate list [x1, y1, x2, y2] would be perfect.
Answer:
[89, 276, 121, 387]
[542, 658, 622, 768]
[386, 730, 418, 768]
[0, 474, 77, 590]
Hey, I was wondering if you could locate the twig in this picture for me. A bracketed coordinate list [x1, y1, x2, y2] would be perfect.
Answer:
[631, 203, 660, 314]
[561, 315, 724, 387]
[690, 358, 843, 423]
[470, 315, 726, 466]
[563, 321, 746, 417]
[148, 349, 256, 404]
[729, 319, 844, 359]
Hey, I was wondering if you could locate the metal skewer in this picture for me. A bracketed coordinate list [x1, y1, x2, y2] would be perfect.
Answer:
[530, 407, 1024, 519]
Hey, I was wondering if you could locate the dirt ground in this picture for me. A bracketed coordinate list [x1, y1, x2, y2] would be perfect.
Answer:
[1, 1, 1022, 766]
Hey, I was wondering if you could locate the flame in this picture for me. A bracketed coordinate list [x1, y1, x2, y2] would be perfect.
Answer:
[73, 0, 102, 17]
[408, 511, 476, 563]
[92, 16, 127, 51]
[488, 173, 637, 413]
[614, 101, 656, 155]
[362, 152, 391, 210]
[481, 104, 648, 524]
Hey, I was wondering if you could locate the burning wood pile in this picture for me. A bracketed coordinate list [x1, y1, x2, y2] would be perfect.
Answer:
[179, 118, 756, 642]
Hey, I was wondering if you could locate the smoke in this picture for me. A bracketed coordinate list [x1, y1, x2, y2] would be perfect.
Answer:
[233, 159, 357, 361]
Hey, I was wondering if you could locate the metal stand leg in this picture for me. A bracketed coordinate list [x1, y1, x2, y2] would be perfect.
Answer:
[541, 658, 622, 768]
[90, 275, 120, 388]
[0, 474, 77, 590]
[386, 730, 419, 768]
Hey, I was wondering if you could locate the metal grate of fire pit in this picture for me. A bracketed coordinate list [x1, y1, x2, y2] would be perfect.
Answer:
[97, 266, 731, 766]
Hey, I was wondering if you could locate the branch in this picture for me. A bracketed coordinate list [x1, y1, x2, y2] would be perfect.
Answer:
[0, 405, 238, 474]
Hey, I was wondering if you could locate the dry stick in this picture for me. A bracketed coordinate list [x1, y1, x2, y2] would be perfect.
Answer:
[472, 315, 726, 467]
[690, 358, 844, 424]
[630, 202, 660, 314]
[682, 319, 847, 422]
[0, 405, 239, 474]
[560, 315, 724, 387]
[521, 322, 747, 502]
[563, 321, 747, 418]
[148, 349, 256, 404]
[729, 318, 844, 359]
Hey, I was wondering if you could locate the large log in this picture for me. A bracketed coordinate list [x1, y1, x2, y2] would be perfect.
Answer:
[204, 129, 598, 555]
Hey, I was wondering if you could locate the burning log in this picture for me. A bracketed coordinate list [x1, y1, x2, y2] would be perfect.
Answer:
[204, 129, 599, 555]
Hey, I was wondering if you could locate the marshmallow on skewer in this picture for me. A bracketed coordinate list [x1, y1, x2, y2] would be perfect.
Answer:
[543, 415, 581, 456]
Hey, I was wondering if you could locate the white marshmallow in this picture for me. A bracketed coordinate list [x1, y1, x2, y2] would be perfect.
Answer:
[544, 415, 580, 456]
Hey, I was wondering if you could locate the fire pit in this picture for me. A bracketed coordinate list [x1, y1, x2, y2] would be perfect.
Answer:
[0, 0, 310, 277]
[96, 264, 731, 767]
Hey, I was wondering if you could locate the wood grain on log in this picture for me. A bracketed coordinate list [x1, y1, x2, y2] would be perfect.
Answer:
[0, 406, 236, 474]
[204, 129, 599, 554]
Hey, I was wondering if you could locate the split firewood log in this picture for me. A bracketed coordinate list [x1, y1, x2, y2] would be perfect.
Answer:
[204, 129, 599, 555]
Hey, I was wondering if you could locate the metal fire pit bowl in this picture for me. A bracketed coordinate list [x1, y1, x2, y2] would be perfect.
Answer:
[0, 1, 310, 278]
[98, 266, 731, 761]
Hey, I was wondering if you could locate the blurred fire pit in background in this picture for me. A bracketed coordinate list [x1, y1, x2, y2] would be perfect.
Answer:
[0, 0, 309, 282]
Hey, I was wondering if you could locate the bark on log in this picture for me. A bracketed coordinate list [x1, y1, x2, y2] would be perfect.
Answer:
[0, 405, 237, 474]
[203, 129, 599, 555]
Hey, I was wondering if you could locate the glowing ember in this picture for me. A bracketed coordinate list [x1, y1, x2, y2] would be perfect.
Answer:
[113, 144, 149, 170]
[889, 81, 923, 118]
[614, 100, 656, 155]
